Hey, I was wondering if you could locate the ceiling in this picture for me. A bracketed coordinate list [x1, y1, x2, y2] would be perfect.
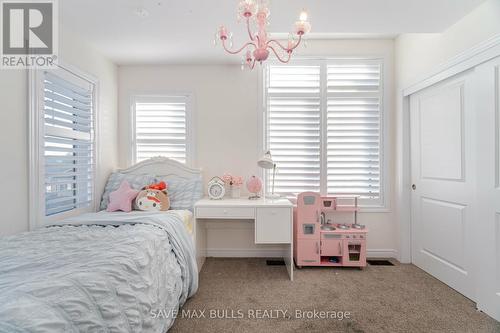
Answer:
[60, 0, 486, 65]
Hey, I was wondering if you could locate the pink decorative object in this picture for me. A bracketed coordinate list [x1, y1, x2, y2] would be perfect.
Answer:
[222, 174, 244, 198]
[246, 175, 263, 199]
[233, 176, 244, 186]
[215, 1, 311, 69]
[222, 173, 232, 185]
[221, 174, 244, 186]
[106, 180, 139, 212]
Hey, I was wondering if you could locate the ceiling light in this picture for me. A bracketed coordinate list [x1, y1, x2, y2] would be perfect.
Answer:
[215, 0, 311, 70]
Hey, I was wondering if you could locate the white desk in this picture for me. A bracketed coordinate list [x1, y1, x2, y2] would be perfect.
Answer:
[194, 197, 294, 280]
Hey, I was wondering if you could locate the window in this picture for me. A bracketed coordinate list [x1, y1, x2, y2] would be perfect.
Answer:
[30, 66, 97, 226]
[263, 59, 384, 206]
[132, 95, 193, 164]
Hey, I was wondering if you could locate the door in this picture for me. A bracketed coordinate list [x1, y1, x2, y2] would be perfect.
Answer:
[342, 239, 366, 267]
[255, 207, 291, 243]
[296, 192, 320, 239]
[475, 57, 500, 321]
[296, 239, 320, 266]
[321, 234, 342, 256]
[410, 71, 476, 300]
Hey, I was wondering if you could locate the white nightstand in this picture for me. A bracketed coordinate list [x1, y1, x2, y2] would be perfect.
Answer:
[194, 197, 294, 280]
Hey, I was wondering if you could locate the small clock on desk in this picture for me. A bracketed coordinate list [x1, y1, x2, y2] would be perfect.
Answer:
[207, 176, 225, 200]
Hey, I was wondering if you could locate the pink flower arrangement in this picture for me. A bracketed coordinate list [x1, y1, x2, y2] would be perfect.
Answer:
[222, 173, 244, 187]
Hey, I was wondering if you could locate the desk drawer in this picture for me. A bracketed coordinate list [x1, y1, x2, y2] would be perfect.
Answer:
[196, 207, 254, 219]
[255, 207, 291, 243]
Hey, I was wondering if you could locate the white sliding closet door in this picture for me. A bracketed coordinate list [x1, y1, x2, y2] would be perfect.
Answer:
[409, 70, 476, 300]
[475, 56, 500, 321]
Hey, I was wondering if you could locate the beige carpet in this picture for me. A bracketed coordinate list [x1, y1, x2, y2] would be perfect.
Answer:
[170, 258, 500, 333]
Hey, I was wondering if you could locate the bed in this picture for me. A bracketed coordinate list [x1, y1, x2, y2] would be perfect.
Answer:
[0, 157, 202, 333]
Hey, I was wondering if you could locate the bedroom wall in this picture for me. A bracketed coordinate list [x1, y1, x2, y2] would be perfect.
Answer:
[118, 39, 398, 258]
[0, 27, 118, 236]
[395, 0, 500, 88]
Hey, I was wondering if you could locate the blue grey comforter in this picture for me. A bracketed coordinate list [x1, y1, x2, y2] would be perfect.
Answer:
[0, 211, 198, 333]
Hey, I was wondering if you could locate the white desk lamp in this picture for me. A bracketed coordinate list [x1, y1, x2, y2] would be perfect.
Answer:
[257, 151, 280, 199]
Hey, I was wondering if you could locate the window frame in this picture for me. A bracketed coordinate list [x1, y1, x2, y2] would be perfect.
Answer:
[129, 93, 196, 167]
[260, 57, 389, 210]
[29, 62, 99, 230]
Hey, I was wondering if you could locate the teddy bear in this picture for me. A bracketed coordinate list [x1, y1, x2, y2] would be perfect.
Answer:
[135, 181, 170, 211]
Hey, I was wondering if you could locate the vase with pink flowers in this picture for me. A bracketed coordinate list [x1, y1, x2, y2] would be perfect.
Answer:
[221, 174, 244, 198]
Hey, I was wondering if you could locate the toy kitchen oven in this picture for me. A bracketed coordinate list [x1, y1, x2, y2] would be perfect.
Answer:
[293, 192, 368, 268]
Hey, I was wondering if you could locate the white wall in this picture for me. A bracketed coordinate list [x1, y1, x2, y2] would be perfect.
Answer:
[0, 27, 118, 236]
[394, 0, 500, 262]
[395, 0, 500, 88]
[118, 39, 398, 257]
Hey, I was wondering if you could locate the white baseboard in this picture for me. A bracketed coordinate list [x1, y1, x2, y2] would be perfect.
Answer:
[367, 249, 398, 259]
[205, 247, 398, 259]
[206, 247, 288, 258]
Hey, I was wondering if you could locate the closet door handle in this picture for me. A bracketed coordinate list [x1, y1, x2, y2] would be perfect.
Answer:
[339, 242, 342, 255]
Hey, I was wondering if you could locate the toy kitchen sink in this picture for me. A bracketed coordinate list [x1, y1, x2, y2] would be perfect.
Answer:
[293, 192, 368, 268]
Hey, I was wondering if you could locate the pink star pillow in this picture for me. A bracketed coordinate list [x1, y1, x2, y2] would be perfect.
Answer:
[106, 180, 139, 212]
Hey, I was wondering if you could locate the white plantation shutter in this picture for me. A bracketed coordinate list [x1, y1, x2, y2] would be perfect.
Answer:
[43, 71, 94, 216]
[265, 65, 321, 196]
[133, 96, 189, 164]
[264, 59, 383, 205]
[327, 61, 382, 201]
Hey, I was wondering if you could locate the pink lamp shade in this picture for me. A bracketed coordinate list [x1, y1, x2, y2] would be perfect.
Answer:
[246, 175, 262, 199]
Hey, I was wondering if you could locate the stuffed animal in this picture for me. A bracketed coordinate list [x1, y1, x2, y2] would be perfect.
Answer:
[135, 181, 170, 211]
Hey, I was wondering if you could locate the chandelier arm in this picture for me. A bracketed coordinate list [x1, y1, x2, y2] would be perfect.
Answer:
[266, 39, 288, 51]
[289, 34, 303, 51]
[222, 39, 256, 55]
[246, 17, 255, 41]
[267, 34, 303, 52]
[268, 45, 292, 63]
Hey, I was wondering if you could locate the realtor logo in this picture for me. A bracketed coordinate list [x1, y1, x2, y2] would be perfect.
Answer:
[1, 0, 58, 68]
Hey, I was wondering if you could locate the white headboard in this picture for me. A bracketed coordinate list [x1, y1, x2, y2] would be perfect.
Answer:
[119, 157, 202, 181]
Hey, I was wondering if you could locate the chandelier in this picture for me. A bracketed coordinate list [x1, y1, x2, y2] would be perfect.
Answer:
[215, 0, 311, 69]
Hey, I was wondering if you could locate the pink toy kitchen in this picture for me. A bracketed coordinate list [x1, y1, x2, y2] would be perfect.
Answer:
[294, 192, 368, 268]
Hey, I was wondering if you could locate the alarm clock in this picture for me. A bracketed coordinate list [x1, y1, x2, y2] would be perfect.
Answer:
[207, 176, 225, 200]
